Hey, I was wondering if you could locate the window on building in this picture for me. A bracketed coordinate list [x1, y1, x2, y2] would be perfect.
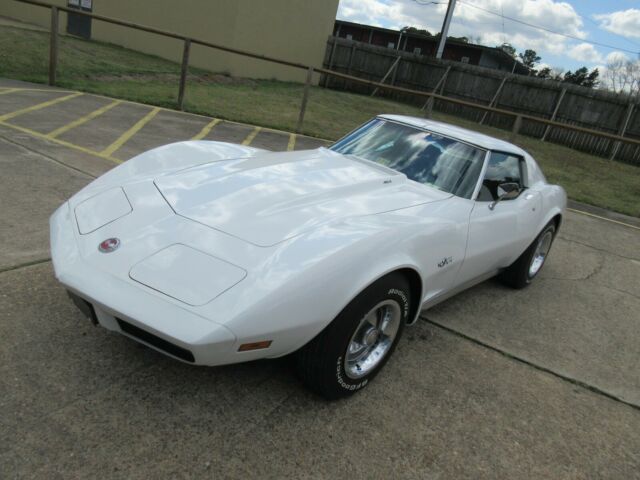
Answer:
[346, 34, 353, 40]
[413, 47, 422, 54]
[387, 42, 395, 49]
[461, 56, 470, 63]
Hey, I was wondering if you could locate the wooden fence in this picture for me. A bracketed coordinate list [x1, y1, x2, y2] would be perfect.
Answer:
[323, 37, 640, 165]
[10, 0, 640, 163]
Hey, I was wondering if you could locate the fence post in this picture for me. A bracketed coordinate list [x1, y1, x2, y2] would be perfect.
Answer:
[390, 58, 401, 86]
[422, 65, 450, 117]
[479, 75, 508, 125]
[345, 44, 357, 90]
[510, 115, 522, 142]
[296, 67, 313, 133]
[177, 38, 191, 111]
[371, 56, 401, 97]
[322, 38, 337, 88]
[610, 102, 635, 161]
[346, 44, 356, 75]
[541, 88, 567, 142]
[48, 6, 59, 86]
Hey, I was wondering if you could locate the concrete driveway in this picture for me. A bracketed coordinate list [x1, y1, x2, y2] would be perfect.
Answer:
[1, 80, 639, 479]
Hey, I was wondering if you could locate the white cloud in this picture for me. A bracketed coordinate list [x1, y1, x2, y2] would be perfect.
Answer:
[595, 9, 640, 39]
[605, 51, 629, 64]
[567, 43, 603, 63]
[337, 0, 592, 66]
[337, 0, 415, 30]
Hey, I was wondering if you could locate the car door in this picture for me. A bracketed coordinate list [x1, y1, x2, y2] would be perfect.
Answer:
[456, 151, 542, 285]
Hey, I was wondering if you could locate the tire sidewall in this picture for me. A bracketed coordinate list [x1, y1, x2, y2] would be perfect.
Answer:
[328, 276, 410, 395]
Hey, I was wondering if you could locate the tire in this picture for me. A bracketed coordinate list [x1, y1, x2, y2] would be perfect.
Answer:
[499, 221, 556, 289]
[295, 272, 411, 400]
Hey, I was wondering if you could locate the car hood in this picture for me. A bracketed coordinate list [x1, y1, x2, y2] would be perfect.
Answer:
[154, 148, 450, 246]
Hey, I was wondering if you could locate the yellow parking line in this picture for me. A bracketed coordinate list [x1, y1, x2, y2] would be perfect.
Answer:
[0, 120, 121, 164]
[47, 99, 122, 138]
[191, 118, 221, 140]
[101, 107, 161, 157]
[3, 87, 75, 93]
[287, 133, 296, 151]
[0, 88, 22, 95]
[567, 208, 640, 231]
[7, 87, 335, 143]
[0, 92, 83, 122]
[242, 126, 261, 146]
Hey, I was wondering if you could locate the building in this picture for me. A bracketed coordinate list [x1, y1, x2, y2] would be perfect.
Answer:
[0, 0, 340, 82]
[333, 20, 528, 74]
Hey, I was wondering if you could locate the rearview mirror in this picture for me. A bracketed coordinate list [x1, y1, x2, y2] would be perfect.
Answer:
[489, 182, 521, 210]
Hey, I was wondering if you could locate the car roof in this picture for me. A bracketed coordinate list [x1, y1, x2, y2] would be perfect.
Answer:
[379, 114, 528, 156]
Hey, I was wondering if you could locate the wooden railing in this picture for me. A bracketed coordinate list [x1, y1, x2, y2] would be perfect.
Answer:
[11, 0, 640, 156]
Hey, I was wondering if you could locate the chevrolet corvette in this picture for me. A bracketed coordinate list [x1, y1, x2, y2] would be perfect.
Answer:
[50, 115, 566, 399]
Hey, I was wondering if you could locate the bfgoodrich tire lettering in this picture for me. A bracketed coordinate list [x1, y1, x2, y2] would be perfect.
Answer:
[295, 272, 411, 400]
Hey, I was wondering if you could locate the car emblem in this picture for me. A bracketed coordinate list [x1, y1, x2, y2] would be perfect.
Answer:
[98, 237, 120, 253]
[438, 256, 453, 268]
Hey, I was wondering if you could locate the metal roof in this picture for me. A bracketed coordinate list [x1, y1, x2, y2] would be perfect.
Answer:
[379, 114, 527, 155]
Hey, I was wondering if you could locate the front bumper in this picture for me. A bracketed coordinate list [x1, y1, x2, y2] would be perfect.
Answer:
[50, 203, 238, 366]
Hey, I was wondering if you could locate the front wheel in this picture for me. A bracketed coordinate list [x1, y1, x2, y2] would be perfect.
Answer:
[295, 273, 411, 400]
[499, 222, 556, 289]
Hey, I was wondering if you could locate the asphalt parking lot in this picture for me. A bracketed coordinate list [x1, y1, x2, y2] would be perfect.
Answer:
[1, 79, 640, 479]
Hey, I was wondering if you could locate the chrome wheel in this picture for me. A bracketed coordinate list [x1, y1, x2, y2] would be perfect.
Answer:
[529, 230, 553, 277]
[344, 300, 401, 379]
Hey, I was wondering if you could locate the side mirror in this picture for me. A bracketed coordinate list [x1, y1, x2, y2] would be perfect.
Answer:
[489, 182, 521, 210]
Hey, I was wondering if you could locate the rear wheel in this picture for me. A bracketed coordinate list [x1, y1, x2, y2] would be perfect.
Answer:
[295, 272, 411, 400]
[500, 222, 556, 289]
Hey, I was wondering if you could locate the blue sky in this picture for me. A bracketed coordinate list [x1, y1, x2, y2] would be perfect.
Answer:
[337, 0, 640, 74]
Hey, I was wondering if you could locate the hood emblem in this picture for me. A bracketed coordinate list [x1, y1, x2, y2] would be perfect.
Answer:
[98, 237, 120, 253]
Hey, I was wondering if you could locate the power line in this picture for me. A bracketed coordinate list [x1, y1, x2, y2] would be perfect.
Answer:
[456, 0, 640, 55]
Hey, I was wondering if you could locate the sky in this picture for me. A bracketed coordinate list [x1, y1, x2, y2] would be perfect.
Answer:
[336, 0, 640, 74]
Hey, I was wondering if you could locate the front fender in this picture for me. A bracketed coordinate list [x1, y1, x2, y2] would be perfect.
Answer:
[215, 215, 430, 359]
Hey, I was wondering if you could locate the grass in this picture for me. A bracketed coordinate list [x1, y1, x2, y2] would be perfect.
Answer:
[1, 25, 639, 217]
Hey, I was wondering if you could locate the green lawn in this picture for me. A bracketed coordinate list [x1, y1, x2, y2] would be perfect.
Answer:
[1, 25, 639, 217]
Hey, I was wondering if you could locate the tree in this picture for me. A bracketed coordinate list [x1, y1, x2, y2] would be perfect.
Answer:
[498, 43, 516, 58]
[403, 26, 433, 36]
[518, 49, 541, 69]
[447, 35, 469, 43]
[537, 67, 565, 81]
[603, 56, 640, 97]
[536, 67, 552, 79]
[562, 67, 600, 88]
[584, 68, 600, 88]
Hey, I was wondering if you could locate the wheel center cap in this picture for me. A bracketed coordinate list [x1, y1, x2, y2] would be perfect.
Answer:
[363, 328, 379, 347]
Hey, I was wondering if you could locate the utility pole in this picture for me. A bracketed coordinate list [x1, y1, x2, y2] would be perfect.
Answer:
[435, 0, 456, 59]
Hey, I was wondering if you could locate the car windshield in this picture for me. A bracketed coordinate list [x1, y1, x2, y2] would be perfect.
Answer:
[330, 118, 486, 199]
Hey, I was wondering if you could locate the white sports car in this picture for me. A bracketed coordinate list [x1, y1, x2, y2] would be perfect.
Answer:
[50, 115, 566, 399]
